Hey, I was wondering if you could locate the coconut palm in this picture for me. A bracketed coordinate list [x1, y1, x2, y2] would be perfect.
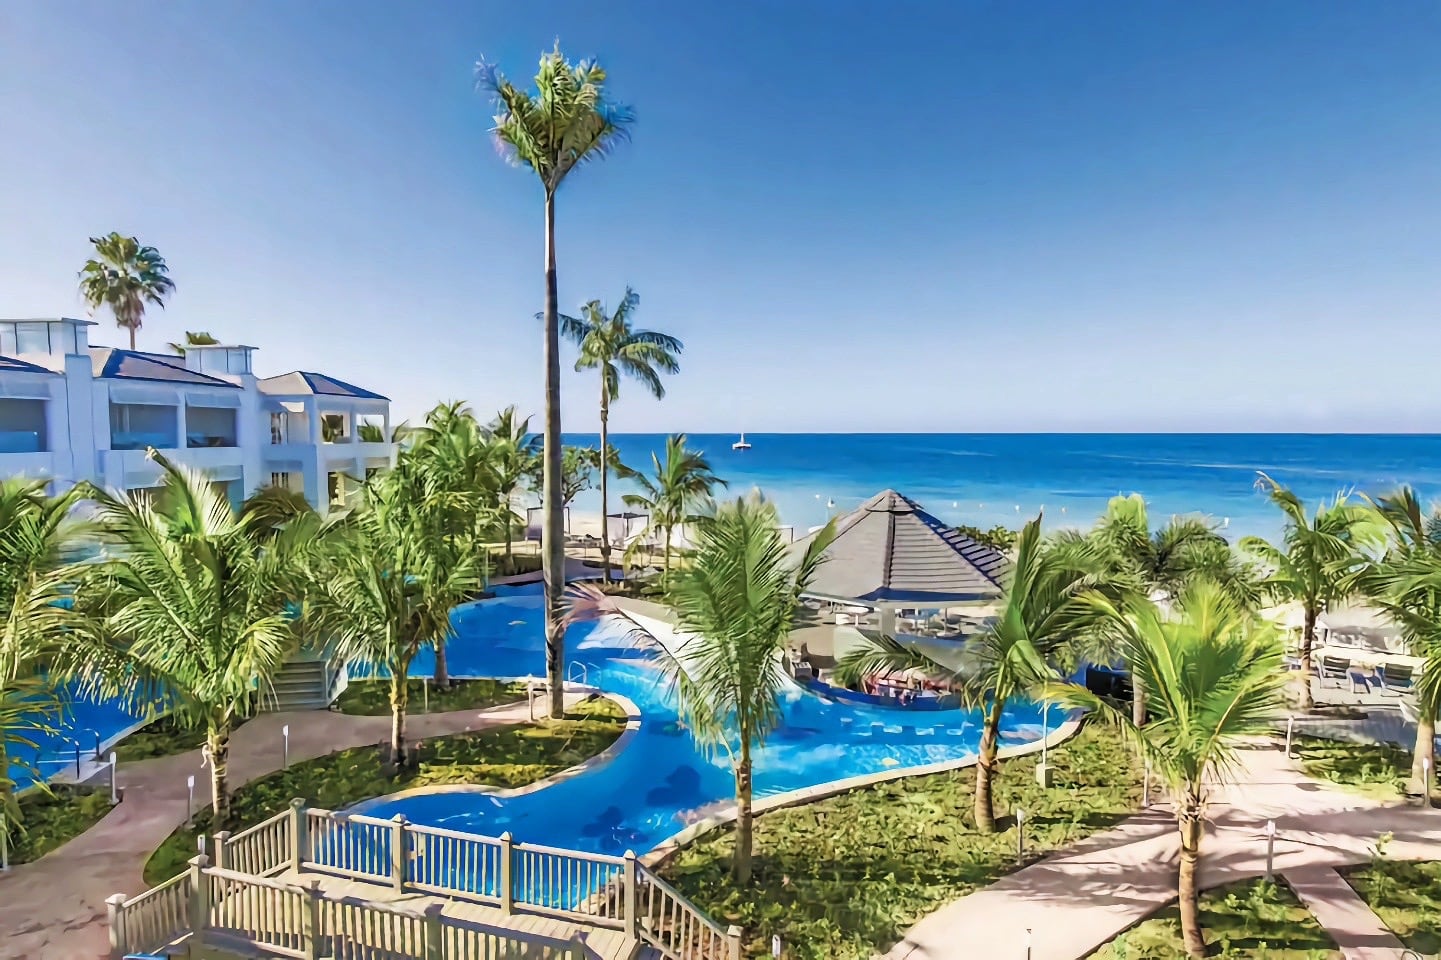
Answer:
[560, 287, 682, 581]
[1047, 585, 1286, 958]
[567, 493, 832, 882]
[622, 435, 726, 579]
[524, 445, 607, 514]
[477, 43, 634, 718]
[1241, 474, 1380, 709]
[482, 406, 541, 570]
[78, 233, 176, 350]
[1089, 494, 1260, 724]
[1353, 488, 1441, 795]
[84, 454, 322, 822]
[167, 331, 219, 355]
[838, 517, 1106, 832]
[307, 458, 481, 766]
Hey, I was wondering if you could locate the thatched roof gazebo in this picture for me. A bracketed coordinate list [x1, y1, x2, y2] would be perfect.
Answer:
[790, 489, 1009, 634]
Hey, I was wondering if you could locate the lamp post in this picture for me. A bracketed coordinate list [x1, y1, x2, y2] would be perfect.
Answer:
[282, 724, 290, 770]
[1015, 808, 1026, 865]
[1264, 820, 1277, 882]
[186, 774, 195, 826]
[1025, 927, 1032, 960]
[1, 808, 8, 872]
[1285, 715, 1295, 758]
[423, 676, 430, 713]
[108, 752, 118, 805]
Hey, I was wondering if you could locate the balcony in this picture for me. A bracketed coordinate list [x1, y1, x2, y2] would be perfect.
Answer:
[0, 430, 44, 454]
[109, 431, 178, 452]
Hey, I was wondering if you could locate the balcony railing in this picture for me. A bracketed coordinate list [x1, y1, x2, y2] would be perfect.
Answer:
[0, 430, 44, 453]
[110, 431, 178, 451]
[186, 433, 237, 449]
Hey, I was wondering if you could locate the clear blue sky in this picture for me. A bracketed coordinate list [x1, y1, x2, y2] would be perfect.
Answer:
[3, 2, 1440, 432]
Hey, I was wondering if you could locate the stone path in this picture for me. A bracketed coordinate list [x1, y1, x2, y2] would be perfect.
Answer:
[0, 698, 547, 960]
[886, 739, 1441, 960]
[1286, 866, 1409, 960]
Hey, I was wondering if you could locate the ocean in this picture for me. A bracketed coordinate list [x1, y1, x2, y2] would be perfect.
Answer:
[555, 433, 1441, 542]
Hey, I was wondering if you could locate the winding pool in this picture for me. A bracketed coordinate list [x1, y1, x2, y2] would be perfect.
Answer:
[358, 584, 1052, 857]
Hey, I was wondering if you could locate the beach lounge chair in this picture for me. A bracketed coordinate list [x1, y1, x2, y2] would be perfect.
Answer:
[1318, 656, 1350, 687]
[1375, 663, 1415, 695]
[1347, 670, 1374, 695]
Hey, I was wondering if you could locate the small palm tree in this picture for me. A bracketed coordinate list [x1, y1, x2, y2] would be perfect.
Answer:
[1354, 488, 1441, 795]
[85, 454, 321, 822]
[839, 518, 1105, 832]
[1241, 473, 1380, 709]
[307, 460, 481, 766]
[167, 331, 219, 355]
[568, 493, 833, 882]
[483, 406, 541, 569]
[477, 43, 633, 719]
[560, 287, 682, 581]
[1089, 494, 1259, 724]
[622, 434, 726, 579]
[1047, 585, 1286, 958]
[78, 233, 176, 350]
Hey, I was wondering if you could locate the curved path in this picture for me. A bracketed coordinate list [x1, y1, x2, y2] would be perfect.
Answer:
[0, 697, 555, 960]
[885, 738, 1441, 960]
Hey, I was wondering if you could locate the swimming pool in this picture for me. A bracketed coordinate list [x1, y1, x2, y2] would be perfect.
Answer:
[358, 583, 1053, 858]
[8, 683, 145, 791]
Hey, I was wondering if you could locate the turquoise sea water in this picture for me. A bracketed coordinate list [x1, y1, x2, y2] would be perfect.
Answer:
[561, 433, 1441, 540]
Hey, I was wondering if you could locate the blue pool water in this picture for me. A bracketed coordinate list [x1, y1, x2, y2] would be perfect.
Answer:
[359, 583, 1050, 858]
[8, 683, 145, 791]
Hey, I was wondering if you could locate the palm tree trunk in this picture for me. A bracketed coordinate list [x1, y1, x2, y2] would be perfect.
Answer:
[599, 390, 612, 582]
[1298, 604, 1317, 711]
[127, 324, 137, 351]
[504, 500, 514, 571]
[1177, 808, 1206, 958]
[1131, 673, 1147, 727]
[974, 697, 1005, 833]
[733, 743, 754, 884]
[433, 639, 449, 688]
[1413, 711, 1436, 800]
[542, 190, 566, 719]
[208, 723, 231, 824]
[389, 673, 410, 769]
[663, 528, 672, 582]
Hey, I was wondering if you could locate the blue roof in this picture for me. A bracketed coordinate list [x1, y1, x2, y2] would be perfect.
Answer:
[89, 348, 239, 387]
[259, 371, 387, 400]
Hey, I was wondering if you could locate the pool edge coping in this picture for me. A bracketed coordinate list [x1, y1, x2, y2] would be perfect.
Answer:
[640, 715, 1086, 867]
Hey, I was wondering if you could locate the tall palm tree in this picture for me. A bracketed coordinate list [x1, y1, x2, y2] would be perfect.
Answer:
[567, 493, 832, 882]
[622, 434, 726, 579]
[1089, 494, 1259, 725]
[78, 233, 176, 350]
[0, 480, 100, 835]
[1241, 474, 1380, 710]
[482, 406, 541, 570]
[1354, 488, 1441, 795]
[307, 458, 481, 766]
[84, 454, 321, 822]
[560, 287, 682, 581]
[477, 43, 634, 719]
[838, 518, 1106, 832]
[1048, 585, 1286, 958]
[167, 331, 219, 355]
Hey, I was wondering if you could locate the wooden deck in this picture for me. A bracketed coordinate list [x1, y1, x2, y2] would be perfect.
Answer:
[272, 867, 640, 960]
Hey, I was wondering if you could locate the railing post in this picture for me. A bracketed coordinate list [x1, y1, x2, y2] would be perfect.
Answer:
[423, 902, 444, 960]
[726, 924, 743, 960]
[499, 831, 514, 915]
[290, 798, 308, 871]
[568, 931, 586, 959]
[302, 878, 322, 960]
[105, 892, 127, 960]
[623, 850, 639, 941]
[390, 814, 408, 893]
[188, 855, 211, 947]
[212, 830, 231, 871]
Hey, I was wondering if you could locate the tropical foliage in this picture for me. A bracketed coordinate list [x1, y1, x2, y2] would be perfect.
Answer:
[167, 330, 219, 355]
[839, 516, 1105, 832]
[622, 434, 726, 578]
[1242, 474, 1380, 709]
[78, 232, 175, 350]
[561, 286, 683, 580]
[569, 493, 831, 882]
[478, 42, 634, 717]
[1047, 585, 1286, 958]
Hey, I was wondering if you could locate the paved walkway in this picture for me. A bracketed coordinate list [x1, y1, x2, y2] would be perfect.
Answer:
[0, 698, 547, 960]
[1287, 867, 1409, 960]
[886, 739, 1441, 960]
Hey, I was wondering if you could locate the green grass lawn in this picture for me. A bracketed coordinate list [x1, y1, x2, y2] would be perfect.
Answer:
[1292, 735, 1413, 802]
[143, 696, 626, 885]
[663, 725, 1144, 960]
[1345, 859, 1441, 955]
[334, 678, 527, 716]
[1088, 878, 1340, 959]
[112, 715, 218, 761]
[5, 785, 115, 866]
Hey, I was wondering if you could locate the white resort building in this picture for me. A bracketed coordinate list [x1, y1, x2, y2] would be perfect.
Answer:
[0, 317, 395, 508]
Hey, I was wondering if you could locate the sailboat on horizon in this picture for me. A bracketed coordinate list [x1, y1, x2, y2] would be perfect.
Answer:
[732, 432, 751, 451]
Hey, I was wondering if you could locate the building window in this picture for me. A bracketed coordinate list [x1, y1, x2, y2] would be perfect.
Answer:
[0, 399, 47, 453]
[270, 472, 291, 490]
[109, 403, 178, 450]
[186, 406, 237, 448]
[270, 412, 286, 444]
